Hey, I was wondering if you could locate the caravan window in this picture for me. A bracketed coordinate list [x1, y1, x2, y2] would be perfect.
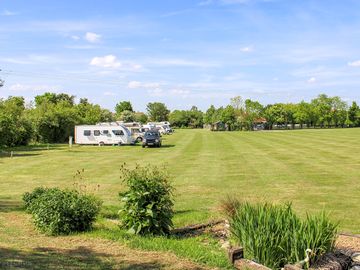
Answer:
[112, 130, 124, 136]
[102, 130, 109, 135]
[94, 130, 100, 136]
[83, 130, 91, 136]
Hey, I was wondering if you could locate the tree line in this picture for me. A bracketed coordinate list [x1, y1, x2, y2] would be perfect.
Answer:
[0, 92, 359, 147]
[0, 92, 170, 146]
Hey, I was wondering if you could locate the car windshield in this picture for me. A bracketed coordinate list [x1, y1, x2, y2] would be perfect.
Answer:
[145, 131, 158, 137]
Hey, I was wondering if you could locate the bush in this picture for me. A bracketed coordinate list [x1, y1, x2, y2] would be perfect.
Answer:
[226, 200, 338, 269]
[23, 187, 102, 235]
[23, 187, 47, 211]
[119, 164, 174, 235]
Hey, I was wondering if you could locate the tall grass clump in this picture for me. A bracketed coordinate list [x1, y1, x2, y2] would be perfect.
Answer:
[23, 187, 102, 235]
[226, 200, 338, 269]
[119, 163, 174, 236]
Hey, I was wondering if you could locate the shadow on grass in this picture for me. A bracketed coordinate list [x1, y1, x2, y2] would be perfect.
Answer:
[0, 152, 41, 158]
[0, 246, 168, 270]
[0, 200, 23, 212]
[160, 144, 175, 148]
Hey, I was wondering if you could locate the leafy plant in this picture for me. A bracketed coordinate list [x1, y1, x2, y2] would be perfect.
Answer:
[225, 199, 338, 269]
[119, 164, 174, 235]
[23, 186, 47, 211]
[23, 187, 102, 235]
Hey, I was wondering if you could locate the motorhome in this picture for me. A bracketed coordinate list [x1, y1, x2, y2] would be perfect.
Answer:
[74, 123, 134, 145]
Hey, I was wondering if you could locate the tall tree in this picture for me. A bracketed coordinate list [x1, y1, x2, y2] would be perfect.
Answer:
[348, 101, 360, 127]
[204, 105, 216, 124]
[0, 96, 33, 146]
[146, 102, 170, 122]
[115, 101, 133, 116]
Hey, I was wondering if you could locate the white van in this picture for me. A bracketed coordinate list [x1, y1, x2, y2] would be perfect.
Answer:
[75, 124, 134, 145]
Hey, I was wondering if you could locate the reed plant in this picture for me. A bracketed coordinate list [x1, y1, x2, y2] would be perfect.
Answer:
[226, 200, 338, 269]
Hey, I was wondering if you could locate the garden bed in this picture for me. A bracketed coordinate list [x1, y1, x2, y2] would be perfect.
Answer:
[172, 220, 360, 270]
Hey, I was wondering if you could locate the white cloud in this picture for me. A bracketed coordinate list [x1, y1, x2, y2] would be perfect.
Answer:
[348, 60, 360, 67]
[147, 58, 218, 68]
[240, 46, 254, 52]
[85, 32, 101, 43]
[90, 55, 121, 68]
[71, 35, 80, 40]
[65, 45, 96, 50]
[9, 83, 61, 92]
[103, 91, 117, 96]
[147, 89, 164, 97]
[307, 77, 316, 83]
[1, 9, 18, 16]
[170, 89, 190, 98]
[128, 81, 161, 89]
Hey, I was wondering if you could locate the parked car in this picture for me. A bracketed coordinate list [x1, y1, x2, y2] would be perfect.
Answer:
[142, 130, 162, 148]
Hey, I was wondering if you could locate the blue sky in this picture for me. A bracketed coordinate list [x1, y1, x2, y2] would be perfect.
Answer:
[1, 0, 360, 111]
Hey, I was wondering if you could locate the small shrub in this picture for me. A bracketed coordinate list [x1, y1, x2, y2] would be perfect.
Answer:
[23, 187, 102, 235]
[226, 200, 338, 269]
[23, 187, 47, 211]
[119, 164, 174, 235]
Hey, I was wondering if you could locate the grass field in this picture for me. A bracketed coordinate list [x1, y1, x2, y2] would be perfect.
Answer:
[1, 128, 359, 269]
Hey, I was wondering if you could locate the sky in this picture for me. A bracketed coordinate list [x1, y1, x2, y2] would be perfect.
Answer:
[1, 0, 360, 112]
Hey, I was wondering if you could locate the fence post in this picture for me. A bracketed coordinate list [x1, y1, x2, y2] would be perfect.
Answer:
[69, 136, 73, 148]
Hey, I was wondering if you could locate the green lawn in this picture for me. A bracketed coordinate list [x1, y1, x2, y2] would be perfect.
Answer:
[1, 128, 359, 232]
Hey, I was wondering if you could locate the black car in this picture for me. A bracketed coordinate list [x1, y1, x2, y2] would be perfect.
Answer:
[142, 130, 162, 148]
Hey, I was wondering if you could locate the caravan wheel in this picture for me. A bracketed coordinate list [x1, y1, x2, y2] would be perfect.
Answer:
[99, 142, 105, 146]
[118, 142, 122, 146]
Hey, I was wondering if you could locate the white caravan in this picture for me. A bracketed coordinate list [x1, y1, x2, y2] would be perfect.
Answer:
[75, 123, 134, 145]
[147, 122, 173, 135]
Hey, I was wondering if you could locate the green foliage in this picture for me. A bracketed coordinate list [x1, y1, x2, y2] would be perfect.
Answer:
[146, 102, 170, 122]
[115, 101, 133, 115]
[115, 101, 134, 115]
[227, 200, 338, 269]
[22, 187, 47, 211]
[119, 164, 174, 235]
[134, 112, 148, 123]
[0, 96, 33, 147]
[348, 101, 360, 127]
[76, 98, 114, 124]
[169, 106, 203, 128]
[23, 187, 102, 235]
[119, 110, 135, 122]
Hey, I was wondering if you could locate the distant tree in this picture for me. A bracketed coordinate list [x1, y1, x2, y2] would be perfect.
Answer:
[29, 100, 79, 143]
[35, 92, 74, 107]
[330, 96, 347, 127]
[119, 110, 135, 122]
[115, 101, 133, 116]
[146, 102, 170, 122]
[169, 110, 188, 127]
[348, 101, 360, 127]
[0, 96, 33, 146]
[294, 101, 312, 128]
[204, 105, 216, 124]
[220, 105, 236, 130]
[231, 96, 245, 111]
[76, 98, 114, 124]
[311, 94, 333, 127]
[187, 106, 204, 128]
[243, 99, 263, 130]
[134, 112, 148, 124]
